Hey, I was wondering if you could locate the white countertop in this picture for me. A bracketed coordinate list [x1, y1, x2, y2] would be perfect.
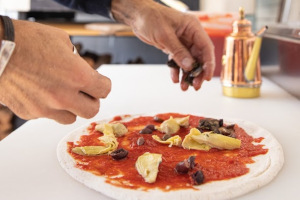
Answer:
[1, 65, 300, 200]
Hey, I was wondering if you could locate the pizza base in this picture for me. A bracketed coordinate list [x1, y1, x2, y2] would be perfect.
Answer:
[57, 114, 284, 200]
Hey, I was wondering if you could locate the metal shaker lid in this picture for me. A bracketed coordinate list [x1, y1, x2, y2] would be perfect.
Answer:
[231, 7, 254, 37]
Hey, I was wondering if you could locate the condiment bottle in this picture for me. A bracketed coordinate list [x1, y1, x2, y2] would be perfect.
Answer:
[220, 7, 262, 98]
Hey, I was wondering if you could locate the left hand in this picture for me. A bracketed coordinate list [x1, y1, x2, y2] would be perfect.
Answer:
[112, 0, 215, 91]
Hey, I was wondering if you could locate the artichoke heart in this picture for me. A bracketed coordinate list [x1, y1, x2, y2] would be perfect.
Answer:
[95, 123, 128, 137]
[174, 116, 190, 128]
[72, 146, 109, 156]
[182, 128, 241, 151]
[182, 128, 211, 151]
[152, 135, 182, 147]
[135, 152, 162, 183]
[157, 117, 180, 135]
[191, 130, 241, 150]
[72, 124, 121, 156]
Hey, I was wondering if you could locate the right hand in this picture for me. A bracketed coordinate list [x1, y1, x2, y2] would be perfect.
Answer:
[0, 20, 111, 124]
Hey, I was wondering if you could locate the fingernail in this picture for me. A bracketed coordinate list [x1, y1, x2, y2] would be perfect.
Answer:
[182, 58, 193, 70]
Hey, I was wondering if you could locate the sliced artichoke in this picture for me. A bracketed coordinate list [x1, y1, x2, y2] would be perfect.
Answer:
[182, 128, 241, 151]
[174, 116, 190, 128]
[95, 122, 128, 137]
[182, 128, 211, 151]
[72, 146, 109, 156]
[157, 117, 180, 135]
[152, 135, 182, 147]
[135, 152, 162, 183]
[191, 130, 241, 150]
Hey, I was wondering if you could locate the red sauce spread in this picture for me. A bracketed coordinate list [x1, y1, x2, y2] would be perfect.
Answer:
[67, 113, 268, 191]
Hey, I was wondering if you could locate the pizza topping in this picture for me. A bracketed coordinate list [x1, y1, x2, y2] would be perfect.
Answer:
[110, 148, 128, 160]
[95, 122, 128, 137]
[67, 113, 270, 191]
[197, 118, 223, 133]
[197, 118, 236, 138]
[139, 124, 155, 134]
[175, 156, 196, 174]
[153, 116, 164, 122]
[162, 133, 172, 141]
[135, 152, 162, 183]
[189, 128, 241, 150]
[190, 170, 204, 185]
[137, 137, 145, 146]
[174, 116, 190, 128]
[157, 117, 180, 135]
[152, 135, 182, 147]
[218, 124, 235, 137]
[182, 128, 211, 151]
[72, 146, 109, 156]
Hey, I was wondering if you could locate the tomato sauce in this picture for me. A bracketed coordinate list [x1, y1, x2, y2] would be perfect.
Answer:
[68, 113, 268, 191]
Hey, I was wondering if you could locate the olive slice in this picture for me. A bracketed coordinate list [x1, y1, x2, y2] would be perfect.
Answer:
[191, 170, 204, 185]
[110, 148, 128, 160]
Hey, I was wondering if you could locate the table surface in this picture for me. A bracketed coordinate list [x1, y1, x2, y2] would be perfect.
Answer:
[1, 65, 300, 200]
[42, 22, 135, 37]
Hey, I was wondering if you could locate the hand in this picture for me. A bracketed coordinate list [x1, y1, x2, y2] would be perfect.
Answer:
[0, 20, 111, 124]
[112, 0, 215, 91]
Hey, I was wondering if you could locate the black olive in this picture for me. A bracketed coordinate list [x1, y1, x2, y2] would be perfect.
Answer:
[167, 59, 179, 69]
[175, 156, 196, 174]
[167, 59, 203, 85]
[137, 137, 145, 146]
[153, 116, 164, 123]
[139, 127, 153, 134]
[175, 161, 190, 174]
[187, 156, 196, 169]
[110, 148, 128, 160]
[191, 170, 204, 185]
[198, 118, 223, 133]
[162, 134, 171, 141]
[184, 75, 194, 85]
[145, 124, 155, 131]
[219, 119, 223, 127]
[218, 124, 235, 137]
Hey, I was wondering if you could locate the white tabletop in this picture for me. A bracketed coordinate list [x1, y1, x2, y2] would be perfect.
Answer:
[1, 65, 300, 200]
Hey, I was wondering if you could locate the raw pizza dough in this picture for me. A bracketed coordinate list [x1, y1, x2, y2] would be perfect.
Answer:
[57, 114, 284, 200]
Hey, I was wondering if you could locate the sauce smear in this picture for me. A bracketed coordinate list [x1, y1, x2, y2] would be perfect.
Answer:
[68, 113, 268, 191]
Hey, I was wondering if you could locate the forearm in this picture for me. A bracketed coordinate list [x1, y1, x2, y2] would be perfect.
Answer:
[111, 0, 159, 26]
[54, 0, 113, 18]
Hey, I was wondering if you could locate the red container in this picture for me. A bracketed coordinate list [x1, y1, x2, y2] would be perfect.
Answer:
[265, 25, 300, 75]
[278, 40, 300, 75]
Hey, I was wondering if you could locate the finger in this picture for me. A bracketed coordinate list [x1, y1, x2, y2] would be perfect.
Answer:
[69, 92, 100, 118]
[160, 33, 194, 71]
[80, 69, 112, 99]
[170, 67, 180, 83]
[192, 73, 205, 91]
[193, 32, 216, 80]
[180, 72, 189, 91]
[48, 87, 101, 119]
[203, 60, 215, 81]
[45, 109, 77, 124]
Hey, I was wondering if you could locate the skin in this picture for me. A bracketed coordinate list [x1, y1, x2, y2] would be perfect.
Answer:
[112, 0, 215, 91]
[0, 20, 111, 124]
[0, 0, 215, 124]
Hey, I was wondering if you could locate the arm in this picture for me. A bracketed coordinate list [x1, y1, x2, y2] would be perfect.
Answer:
[54, 0, 113, 19]
[0, 19, 111, 124]
[111, 0, 215, 90]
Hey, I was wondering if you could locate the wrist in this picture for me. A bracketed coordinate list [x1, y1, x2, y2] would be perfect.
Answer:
[111, 0, 156, 26]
